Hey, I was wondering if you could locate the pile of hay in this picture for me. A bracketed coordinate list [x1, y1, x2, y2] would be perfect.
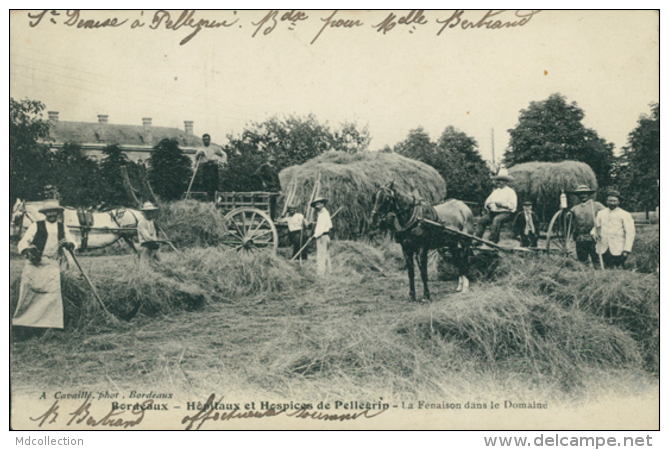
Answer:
[629, 225, 659, 274]
[159, 248, 309, 300]
[508, 161, 598, 219]
[280, 151, 447, 240]
[156, 200, 227, 248]
[9, 258, 209, 332]
[493, 253, 659, 372]
[397, 286, 642, 385]
[330, 241, 388, 275]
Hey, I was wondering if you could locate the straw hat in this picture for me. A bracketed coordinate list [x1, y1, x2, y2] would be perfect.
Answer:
[522, 200, 533, 206]
[493, 167, 514, 182]
[310, 196, 328, 208]
[39, 199, 64, 213]
[569, 185, 596, 194]
[140, 201, 159, 211]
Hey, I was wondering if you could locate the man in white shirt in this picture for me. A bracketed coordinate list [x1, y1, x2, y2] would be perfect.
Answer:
[15, 199, 77, 332]
[277, 203, 308, 260]
[196, 133, 227, 200]
[474, 170, 517, 244]
[592, 190, 635, 268]
[137, 201, 161, 263]
[311, 196, 332, 276]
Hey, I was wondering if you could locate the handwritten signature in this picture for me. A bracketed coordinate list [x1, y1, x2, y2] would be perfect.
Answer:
[30, 398, 147, 428]
[181, 394, 386, 430]
[25, 10, 543, 46]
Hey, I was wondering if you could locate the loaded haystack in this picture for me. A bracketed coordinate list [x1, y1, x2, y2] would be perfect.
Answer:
[279, 151, 447, 239]
[155, 199, 228, 248]
[508, 161, 598, 222]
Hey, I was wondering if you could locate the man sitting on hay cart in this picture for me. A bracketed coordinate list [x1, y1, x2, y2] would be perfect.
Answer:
[474, 169, 517, 244]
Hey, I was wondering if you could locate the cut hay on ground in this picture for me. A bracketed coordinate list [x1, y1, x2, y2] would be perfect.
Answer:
[508, 161, 598, 219]
[159, 248, 309, 300]
[396, 286, 642, 386]
[155, 200, 228, 248]
[280, 151, 447, 240]
[493, 254, 659, 373]
[629, 225, 659, 274]
[9, 258, 209, 332]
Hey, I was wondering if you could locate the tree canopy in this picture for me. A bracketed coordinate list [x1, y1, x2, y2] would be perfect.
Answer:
[394, 126, 492, 203]
[614, 103, 659, 210]
[10, 98, 52, 206]
[504, 93, 615, 188]
[220, 115, 370, 191]
[148, 138, 193, 201]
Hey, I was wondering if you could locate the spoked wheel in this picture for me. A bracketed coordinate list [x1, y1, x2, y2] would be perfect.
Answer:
[546, 209, 575, 256]
[221, 207, 278, 255]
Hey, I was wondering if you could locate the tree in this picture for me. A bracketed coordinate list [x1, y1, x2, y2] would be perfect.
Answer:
[394, 127, 492, 203]
[435, 126, 493, 203]
[9, 98, 52, 206]
[504, 93, 615, 187]
[99, 144, 134, 206]
[220, 115, 370, 191]
[148, 138, 193, 201]
[49, 142, 102, 207]
[394, 127, 436, 163]
[616, 103, 659, 210]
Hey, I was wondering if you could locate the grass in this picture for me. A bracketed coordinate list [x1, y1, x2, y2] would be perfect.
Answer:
[10, 239, 659, 409]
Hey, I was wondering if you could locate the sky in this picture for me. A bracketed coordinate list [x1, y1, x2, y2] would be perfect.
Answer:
[9, 10, 659, 163]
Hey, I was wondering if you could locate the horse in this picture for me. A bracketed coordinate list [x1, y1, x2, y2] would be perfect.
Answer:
[371, 182, 475, 301]
[11, 199, 144, 252]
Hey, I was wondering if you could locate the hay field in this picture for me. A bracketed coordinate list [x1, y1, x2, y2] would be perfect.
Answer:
[10, 228, 658, 410]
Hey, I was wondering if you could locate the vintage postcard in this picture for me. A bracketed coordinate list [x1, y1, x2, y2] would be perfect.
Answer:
[8, 9, 659, 433]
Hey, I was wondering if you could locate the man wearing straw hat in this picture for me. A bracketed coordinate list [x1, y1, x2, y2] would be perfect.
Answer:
[474, 168, 517, 244]
[278, 202, 308, 260]
[137, 201, 161, 263]
[311, 196, 332, 276]
[569, 185, 605, 266]
[15, 199, 77, 333]
[592, 190, 635, 269]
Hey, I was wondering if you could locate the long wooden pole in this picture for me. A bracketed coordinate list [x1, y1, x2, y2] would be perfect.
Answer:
[67, 249, 120, 325]
[291, 206, 342, 261]
[589, 200, 605, 269]
[185, 157, 201, 199]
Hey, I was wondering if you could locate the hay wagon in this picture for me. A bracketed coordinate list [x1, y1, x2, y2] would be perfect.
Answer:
[215, 191, 284, 254]
[420, 205, 574, 257]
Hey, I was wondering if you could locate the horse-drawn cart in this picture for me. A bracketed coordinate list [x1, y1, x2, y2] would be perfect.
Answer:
[215, 191, 284, 254]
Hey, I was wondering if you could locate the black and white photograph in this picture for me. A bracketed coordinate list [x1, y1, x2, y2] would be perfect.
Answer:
[8, 9, 660, 434]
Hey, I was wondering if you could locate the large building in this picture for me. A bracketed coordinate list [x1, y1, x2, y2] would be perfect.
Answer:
[44, 111, 215, 162]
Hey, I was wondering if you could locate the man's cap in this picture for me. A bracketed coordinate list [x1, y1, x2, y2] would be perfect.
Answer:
[605, 190, 621, 200]
[522, 200, 533, 206]
[39, 199, 64, 213]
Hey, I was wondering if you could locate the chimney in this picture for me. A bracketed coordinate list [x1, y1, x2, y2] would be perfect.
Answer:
[142, 117, 152, 145]
[184, 120, 194, 135]
[96, 114, 109, 142]
[48, 111, 59, 123]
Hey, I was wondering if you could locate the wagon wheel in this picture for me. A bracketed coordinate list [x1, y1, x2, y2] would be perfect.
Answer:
[221, 207, 278, 255]
[546, 209, 575, 256]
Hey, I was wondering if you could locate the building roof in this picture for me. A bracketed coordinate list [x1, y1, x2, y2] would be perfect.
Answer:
[47, 120, 204, 148]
